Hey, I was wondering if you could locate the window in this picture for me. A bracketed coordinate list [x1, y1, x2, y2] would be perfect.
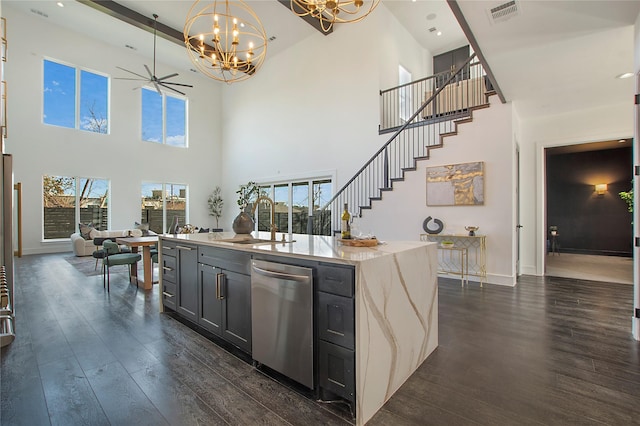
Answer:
[42, 175, 110, 240]
[141, 182, 188, 234]
[43, 59, 109, 133]
[141, 88, 187, 147]
[399, 64, 412, 122]
[256, 178, 332, 235]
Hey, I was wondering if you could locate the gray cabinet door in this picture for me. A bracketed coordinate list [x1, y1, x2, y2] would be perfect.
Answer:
[221, 270, 252, 353]
[198, 263, 223, 336]
[176, 244, 198, 322]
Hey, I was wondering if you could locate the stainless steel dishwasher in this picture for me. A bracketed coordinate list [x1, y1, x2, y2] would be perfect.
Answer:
[251, 259, 314, 389]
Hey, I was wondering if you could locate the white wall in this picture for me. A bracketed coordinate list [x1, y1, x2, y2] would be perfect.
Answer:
[3, 5, 223, 255]
[218, 4, 431, 226]
[356, 96, 516, 286]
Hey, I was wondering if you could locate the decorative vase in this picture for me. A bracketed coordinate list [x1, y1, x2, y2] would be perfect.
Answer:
[169, 216, 180, 234]
[232, 210, 255, 235]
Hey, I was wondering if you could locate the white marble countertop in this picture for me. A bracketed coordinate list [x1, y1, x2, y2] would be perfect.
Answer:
[160, 231, 433, 265]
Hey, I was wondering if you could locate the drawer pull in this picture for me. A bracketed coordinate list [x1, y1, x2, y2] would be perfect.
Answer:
[327, 329, 345, 337]
[162, 292, 174, 298]
[176, 245, 193, 250]
[162, 266, 173, 271]
[164, 246, 174, 250]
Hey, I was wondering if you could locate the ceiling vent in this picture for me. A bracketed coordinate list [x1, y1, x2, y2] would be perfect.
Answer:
[487, 0, 520, 25]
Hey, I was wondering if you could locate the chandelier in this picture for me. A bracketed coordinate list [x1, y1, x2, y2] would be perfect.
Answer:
[290, 0, 380, 32]
[184, 0, 267, 84]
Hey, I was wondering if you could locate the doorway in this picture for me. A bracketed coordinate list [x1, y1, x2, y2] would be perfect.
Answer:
[544, 139, 633, 284]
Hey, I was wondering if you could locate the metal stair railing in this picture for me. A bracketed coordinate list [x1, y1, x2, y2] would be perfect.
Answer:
[315, 54, 489, 235]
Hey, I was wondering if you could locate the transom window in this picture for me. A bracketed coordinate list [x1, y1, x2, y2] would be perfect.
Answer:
[141, 88, 187, 147]
[42, 175, 110, 240]
[141, 182, 188, 234]
[43, 59, 109, 133]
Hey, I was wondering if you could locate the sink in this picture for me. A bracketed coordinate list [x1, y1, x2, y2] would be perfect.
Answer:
[215, 237, 294, 245]
[222, 238, 273, 244]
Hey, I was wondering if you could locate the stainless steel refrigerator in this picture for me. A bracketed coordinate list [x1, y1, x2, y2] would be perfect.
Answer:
[1, 153, 15, 347]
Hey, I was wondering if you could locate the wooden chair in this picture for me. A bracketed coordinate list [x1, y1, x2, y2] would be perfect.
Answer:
[102, 240, 141, 292]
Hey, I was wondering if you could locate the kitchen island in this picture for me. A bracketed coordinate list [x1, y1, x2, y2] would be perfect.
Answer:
[159, 232, 438, 426]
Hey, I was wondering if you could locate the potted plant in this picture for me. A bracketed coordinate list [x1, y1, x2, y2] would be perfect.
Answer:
[236, 181, 258, 211]
[207, 186, 224, 231]
[233, 181, 258, 234]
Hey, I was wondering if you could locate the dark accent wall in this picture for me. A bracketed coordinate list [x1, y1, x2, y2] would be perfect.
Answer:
[546, 146, 632, 256]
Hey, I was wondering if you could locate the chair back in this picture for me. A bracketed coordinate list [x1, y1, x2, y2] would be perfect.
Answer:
[103, 240, 120, 255]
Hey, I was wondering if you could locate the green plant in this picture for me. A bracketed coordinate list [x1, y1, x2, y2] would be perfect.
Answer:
[207, 186, 224, 228]
[236, 181, 258, 210]
[619, 188, 633, 213]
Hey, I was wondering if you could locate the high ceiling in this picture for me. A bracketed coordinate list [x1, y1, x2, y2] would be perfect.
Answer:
[4, 0, 640, 120]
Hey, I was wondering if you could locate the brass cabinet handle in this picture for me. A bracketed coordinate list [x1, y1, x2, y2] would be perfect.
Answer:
[162, 266, 173, 271]
[164, 246, 174, 250]
[176, 245, 192, 250]
[215, 273, 221, 299]
[162, 292, 174, 298]
[216, 272, 225, 300]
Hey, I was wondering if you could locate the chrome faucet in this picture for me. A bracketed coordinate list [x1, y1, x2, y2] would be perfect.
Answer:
[252, 195, 278, 241]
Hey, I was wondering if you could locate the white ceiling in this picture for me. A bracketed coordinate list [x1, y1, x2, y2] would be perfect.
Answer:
[5, 0, 640, 120]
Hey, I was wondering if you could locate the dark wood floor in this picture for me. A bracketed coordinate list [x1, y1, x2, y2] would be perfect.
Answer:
[2, 254, 639, 425]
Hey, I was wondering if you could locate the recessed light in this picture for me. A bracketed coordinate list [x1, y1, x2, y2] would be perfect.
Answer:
[436, 31, 442, 36]
[57, 2, 64, 7]
[616, 72, 634, 79]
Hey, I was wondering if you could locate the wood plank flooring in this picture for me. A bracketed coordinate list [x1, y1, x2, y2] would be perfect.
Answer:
[2, 253, 640, 425]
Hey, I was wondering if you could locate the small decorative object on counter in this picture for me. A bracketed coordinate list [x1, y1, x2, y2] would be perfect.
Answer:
[233, 181, 259, 235]
[169, 216, 180, 234]
[341, 203, 351, 239]
[465, 226, 479, 236]
[440, 240, 455, 248]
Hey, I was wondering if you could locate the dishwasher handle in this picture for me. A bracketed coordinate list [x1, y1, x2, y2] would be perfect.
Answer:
[252, 265, 310, 282]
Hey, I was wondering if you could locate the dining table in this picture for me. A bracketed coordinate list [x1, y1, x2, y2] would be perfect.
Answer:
[115, 236, 158, 290]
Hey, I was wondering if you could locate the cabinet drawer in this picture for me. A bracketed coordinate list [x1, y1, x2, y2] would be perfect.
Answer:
[317, 292, 354, 350]
[199, 245, 251, 275]
[317, 264, 354, 297]
[162, 255, 177, 282]
[161, 240, 177, 256]
[162, 282, 176, 309]
[318, 340, 355, 403]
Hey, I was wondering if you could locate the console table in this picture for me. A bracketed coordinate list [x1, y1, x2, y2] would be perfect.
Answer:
[421, 234, 487, 286]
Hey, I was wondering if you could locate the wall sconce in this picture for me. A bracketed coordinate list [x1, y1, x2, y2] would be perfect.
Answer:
[595, 183, 608, 195]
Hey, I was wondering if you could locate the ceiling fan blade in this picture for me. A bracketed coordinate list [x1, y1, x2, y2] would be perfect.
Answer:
[157, 73, 179, 81]
[116, 66, 149, 80]
[161, 81, 194, 88]
[114, 77, 148, 81]
[159, 82, 186, 96]
[144, 64, 154, 79]
[152, 80, 163, 95]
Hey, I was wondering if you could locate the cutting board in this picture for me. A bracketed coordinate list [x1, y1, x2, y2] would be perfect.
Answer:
[338, 238, 378, 247]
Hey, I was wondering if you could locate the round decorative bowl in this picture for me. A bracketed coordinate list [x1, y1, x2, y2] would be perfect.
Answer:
[440, 241, 455, 248]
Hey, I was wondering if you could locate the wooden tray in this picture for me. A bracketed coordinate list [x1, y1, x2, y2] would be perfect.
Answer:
[338, 238, 378, 247]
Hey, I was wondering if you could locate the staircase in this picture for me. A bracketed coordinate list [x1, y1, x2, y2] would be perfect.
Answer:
[317, 54, 495, 234]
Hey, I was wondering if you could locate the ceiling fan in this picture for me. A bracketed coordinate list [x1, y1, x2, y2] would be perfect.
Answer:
[116, 14, 193, 96]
